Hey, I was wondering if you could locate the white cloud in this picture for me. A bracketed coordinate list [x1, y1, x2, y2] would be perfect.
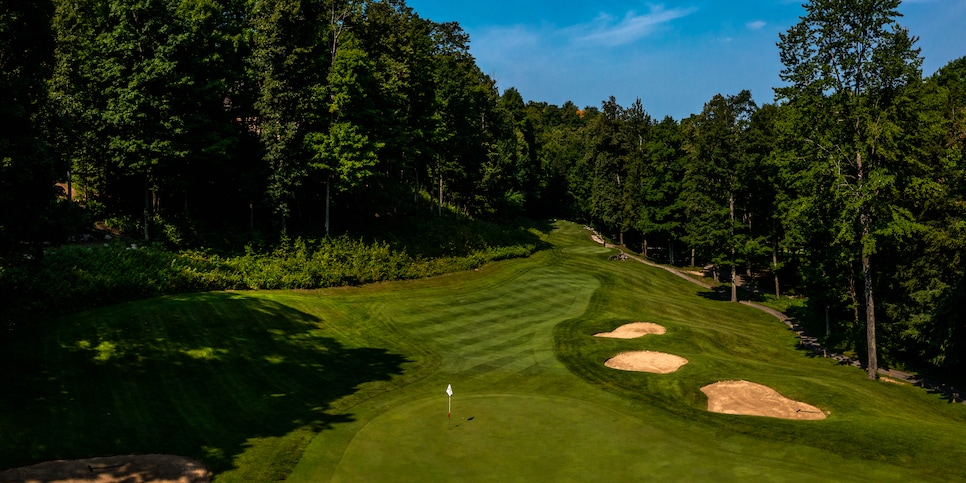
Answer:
[570, 5, 697, 47]
[746, 20, 767, 31]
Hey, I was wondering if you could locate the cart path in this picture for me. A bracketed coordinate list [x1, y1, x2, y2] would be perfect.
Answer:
[590, 231, 964, 405]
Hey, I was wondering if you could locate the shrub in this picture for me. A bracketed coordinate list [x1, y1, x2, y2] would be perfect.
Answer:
[0, 219, 547, 341]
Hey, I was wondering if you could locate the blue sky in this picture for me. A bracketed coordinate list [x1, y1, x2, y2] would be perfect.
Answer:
[404, 0, 966, 119]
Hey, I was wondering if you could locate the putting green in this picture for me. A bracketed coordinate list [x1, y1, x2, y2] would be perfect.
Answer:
[332, 394, 672, 481]
[324, 394, 911, 482]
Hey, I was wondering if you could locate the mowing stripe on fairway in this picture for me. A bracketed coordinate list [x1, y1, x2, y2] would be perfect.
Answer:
[389, 266, 599, 377]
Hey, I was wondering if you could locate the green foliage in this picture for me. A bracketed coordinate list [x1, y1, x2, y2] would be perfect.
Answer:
[305, 122, 381, 189]
[776, 0, 925, 377]
[0, 219, 544, 334]
[0, 0, 56, 256]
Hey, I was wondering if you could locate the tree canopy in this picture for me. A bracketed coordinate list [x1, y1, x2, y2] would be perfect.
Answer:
[2, 0, 966, 375]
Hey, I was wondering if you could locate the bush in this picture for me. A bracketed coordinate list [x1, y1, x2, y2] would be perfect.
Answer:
[0, 219, 547, 339]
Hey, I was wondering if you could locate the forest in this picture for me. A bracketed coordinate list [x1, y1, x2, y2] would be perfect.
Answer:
[1, 0, 964, 377]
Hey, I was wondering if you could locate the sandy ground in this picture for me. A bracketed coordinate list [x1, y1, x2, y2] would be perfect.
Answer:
[0, 455, 209, 483]
[604, 351, 688, 374]
[701, 380, 827, 420]
[594, 322, 666, 339]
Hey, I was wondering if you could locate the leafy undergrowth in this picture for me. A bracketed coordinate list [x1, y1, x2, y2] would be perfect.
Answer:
[0, 217, 546, 340]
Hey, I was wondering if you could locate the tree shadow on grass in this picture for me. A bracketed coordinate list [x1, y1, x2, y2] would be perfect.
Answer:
[695, 287, 730, 301]
[0, 293, 410, 478]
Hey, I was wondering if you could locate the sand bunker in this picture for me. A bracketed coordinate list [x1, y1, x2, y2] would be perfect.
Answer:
[701, 380, 826, 420]
[0, 454, 209, 483]
[604, 351, 688, 374]
[594, 322, 666, 339]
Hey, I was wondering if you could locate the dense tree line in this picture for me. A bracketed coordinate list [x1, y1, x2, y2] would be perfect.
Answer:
[3, 0, 542, 249]
[1, 0, 964, 373]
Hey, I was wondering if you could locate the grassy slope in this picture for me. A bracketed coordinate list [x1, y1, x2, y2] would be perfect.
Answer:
[2, 221, 965, 481]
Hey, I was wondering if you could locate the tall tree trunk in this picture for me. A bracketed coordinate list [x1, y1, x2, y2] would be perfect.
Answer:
[438, 175, 443, 216]
[746, 213, 753, 278]
[856, 150, 877, 380]
[642, 238, 648, 258]
[729, 192, 737, 302]
[731, 262, 738, 302]
[825, 304, 830, 338]
[324, 177, 331, 236]
[862, 234, 878, 379]
[143, 182, 150, 242]
[690, 247, 695, 267]
[773, 239, 781, 299]
[414, 160, 420, 204]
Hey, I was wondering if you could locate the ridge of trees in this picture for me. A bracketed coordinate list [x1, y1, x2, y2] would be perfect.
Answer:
[1, 0, 964, 374]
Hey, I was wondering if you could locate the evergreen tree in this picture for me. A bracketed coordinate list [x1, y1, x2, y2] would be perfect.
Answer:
[777, 0, 923, 378]
[682, 91, 756, 299]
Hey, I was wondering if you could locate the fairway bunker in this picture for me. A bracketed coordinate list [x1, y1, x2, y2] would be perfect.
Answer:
[604, 351, 688, 374]
[0, 454, 209, 483]
[594, 322, 666, 339]
[701, 380, 827, 420]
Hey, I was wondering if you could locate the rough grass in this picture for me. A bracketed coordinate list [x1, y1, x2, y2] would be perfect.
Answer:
[2, 221, 965, 481]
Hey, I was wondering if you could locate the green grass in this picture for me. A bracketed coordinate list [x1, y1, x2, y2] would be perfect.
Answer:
[2, 221, 966, 481]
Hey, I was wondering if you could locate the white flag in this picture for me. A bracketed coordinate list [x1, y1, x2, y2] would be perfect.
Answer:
[446, 384, 453, 397]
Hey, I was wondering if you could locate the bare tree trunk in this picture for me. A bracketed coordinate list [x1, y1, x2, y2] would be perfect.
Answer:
[731, 263, 738, 302]
[773, 239, 781, 299]
[143, 183, 150, 241]
[690, 247, 695, 268]
[862, 236, 878, 379]
[642, 238, 648, 258]
[414, 160, 420, 204]
[729, 192, 737, 302]
[324, 178, 331, 236]
[825, 304, 830, 338]
[856, 149, 877, 380]
[438, 175, 443, 216]
[746, 213, 753, 278]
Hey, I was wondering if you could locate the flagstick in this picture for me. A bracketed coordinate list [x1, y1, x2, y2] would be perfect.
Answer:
[445, 384, 454, 430]
[446, 384, 453, 429]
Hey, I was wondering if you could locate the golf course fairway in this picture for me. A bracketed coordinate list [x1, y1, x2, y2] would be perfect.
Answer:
[2, 221, 965, 481]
